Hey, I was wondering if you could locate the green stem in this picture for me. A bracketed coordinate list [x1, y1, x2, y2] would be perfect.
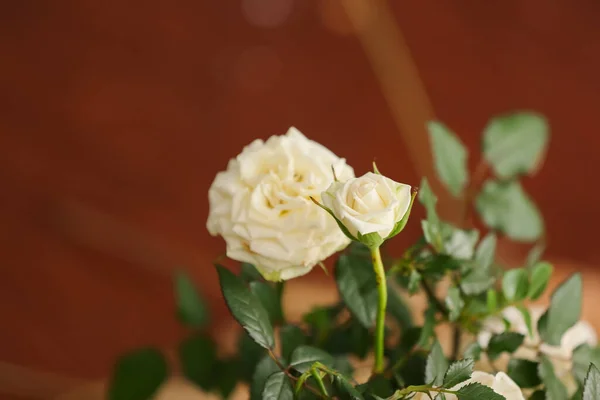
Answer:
[389, 384, 458, 399]
[371, 246, 387, 374]
[310, 367, 329, 396]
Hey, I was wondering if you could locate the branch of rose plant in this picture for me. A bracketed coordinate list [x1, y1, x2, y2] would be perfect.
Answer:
[267, 349, 328, 399]
[387, 384, 458, 400]
[371, 246, 388, 374]
[420, 279, 448, 315]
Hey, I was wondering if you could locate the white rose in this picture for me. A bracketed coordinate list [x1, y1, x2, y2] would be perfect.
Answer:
[321, 172, 413, 245]
[477, 306, 597, 395]
[206, 127, 354, 281]
[412, 371, 524, 400]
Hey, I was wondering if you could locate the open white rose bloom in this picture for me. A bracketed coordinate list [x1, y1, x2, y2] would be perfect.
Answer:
[477, 305, 597, 395]
[322, 172, 412, 242]
[207, 127, 354, 281]
[412, 371, 525, 400]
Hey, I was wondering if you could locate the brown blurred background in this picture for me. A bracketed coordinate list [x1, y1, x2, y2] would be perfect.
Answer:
[2, 0, 600, 398]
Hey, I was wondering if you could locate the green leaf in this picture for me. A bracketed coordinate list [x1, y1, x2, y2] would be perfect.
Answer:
[443, 228, 479, 260]
[486, 289, 498, 313]
[443, 358, 474, 388]
[527, 262, 553, 300]
[333, 375, 365, 400]
[238, 332, 265, 382]
[109, 348, 168, 400]
[280, 325, 306, 361]
[262, 372, 293, 400]
[539, 273, 582, 346]
[241, 263, 263, 282]
[425, 340, 448, 386]
[357, 231, 384, 249]
[216, 358, 239, 398]
[428, 121, 469, 196]
[516, 305, 534, 338]
[487, 332, 525, 360]
[507, 359, 541, 388]
[290, 346, 334, 373]
[387, 283, 414, 329]
[583, 363, 600, 400]
[178, 334, 216, 390]
[251, 355, 282, 400]
[408, 270, 422, 294]
[455, 382, 505, 400]
[250, 281, 284, 325]
[461, 270, 496, 296]
[362, 374, 394, 397]
[174, 270, 209, 327]
[475, 233, 497, 270]
[418, 307, 437, 348]
[335, 254, 378, 328]
[539, 356, 568, 400]
[418, 177, 439, 222]
[216, 265, 275, 349]
[445, 286, 464, 322]
[476, 180, 543, 242]
[502, 268, 529, 302]
[482, 112, 549, 179]
[463, 342, 482, 361]
[528, 390, 545, 400]
[526, 243, 545, 267]
[573, 345, 600, 383]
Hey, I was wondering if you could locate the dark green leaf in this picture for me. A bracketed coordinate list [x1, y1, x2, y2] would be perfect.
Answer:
[443, 358, 474, 388]
[216, 358, 239, 398]
[455, 382, 505, 400]
[109, 348, 168, 400]
[476, 180, 543, 242]
[482, 112, 549, 179]
[487, 332, 525, 360]
[334, 375, 364, 400]
[290, 346, 334, 373]
[539, 356, 568, 400]
[527, 262, 553, 300]
[335, 254, 378, 328]
[445, 286, 464, 322]
[332, 356, 355, 377]
[408, 270, 422, 294]
[507, 359, 541, 388]
[418, 307, 436, 348]
[280, 325, 306, 360]
[323, 320, 370, 359]
[216, 265, 274, 349]
[425, 340, 448, 386]
[428, 121, 469, 196]
[238, 332, 265, 382]
[174, 270, 209, 327]
[178, 334, 216, 390]
[241, 263, 263, 282]
[583, 363, 600, 400]
[362, 374, 394, 398]
[528, 390, 545, 400]
[539, 273, 582, 346]
[463, 342, 482, 361]
[502, 268, 529, 302]
[262, 372, 293, 400]
[397, 352, 428, 386]
[250, 281, 284, 325]
[387, 283, 414, 329]
[251, 355, 282, 400]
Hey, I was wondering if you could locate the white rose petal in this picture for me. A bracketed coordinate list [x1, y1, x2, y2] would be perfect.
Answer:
[321, 172, 412, 240]
[207, 127, 354, 281]
[412, 371, 525, 400]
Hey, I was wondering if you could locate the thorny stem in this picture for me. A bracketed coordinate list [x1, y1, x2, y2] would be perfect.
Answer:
[420, 279, 448, 315]
[371, 246, 388, 374]
[388, 384, 458, 399]
[267, 349, 327, 399]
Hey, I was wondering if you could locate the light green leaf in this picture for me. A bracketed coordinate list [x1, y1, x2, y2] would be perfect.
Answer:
[109, 348, 168, 400]
[290, 346, 334, 373]
[539, 273, 582, 346]
[443, 228, 479, 260]
[516, 305, 534, 338]
[408, 269, 422, 294]
[443, 358, 474, 388]
[356, 231, 384, 249]
[487, 332, 525, 360]
[486, 289, 498, 313]
[425, 340, 448, 386]
[526, 243, 545, 267]
[475, 233, 497, 270]
[387, 283, 414, 329]
[418, 307, 437, 349]
[461, 270, 496, 296]
[279, 325, 306, 361]
[445, 286, 464, 322]
[583, 363, 600, 400]
[250, 281, 284, 325]
[428, 121, 469, 196]
[507, 358, 541, 388]
[455, 382, 505, 400]
[251, 356, 282, 400]
[216, 265, 274, 349]
[539, 356, 568, 400]
[174, 270, 209, 328]
[262, 372, 293, 400]
[463, 342, 482, 361]
[335, 254, 378, 328]
[502, 268, 529, 302]
[483, 112, 549, 179]
[418, 177, 438, 222]
[476, 180, 543, 242]
[527, 262, 553, 300]
[178, 335, 216, 390]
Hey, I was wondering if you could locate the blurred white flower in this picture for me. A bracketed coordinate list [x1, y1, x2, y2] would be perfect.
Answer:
[207, 127, 354, 281]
